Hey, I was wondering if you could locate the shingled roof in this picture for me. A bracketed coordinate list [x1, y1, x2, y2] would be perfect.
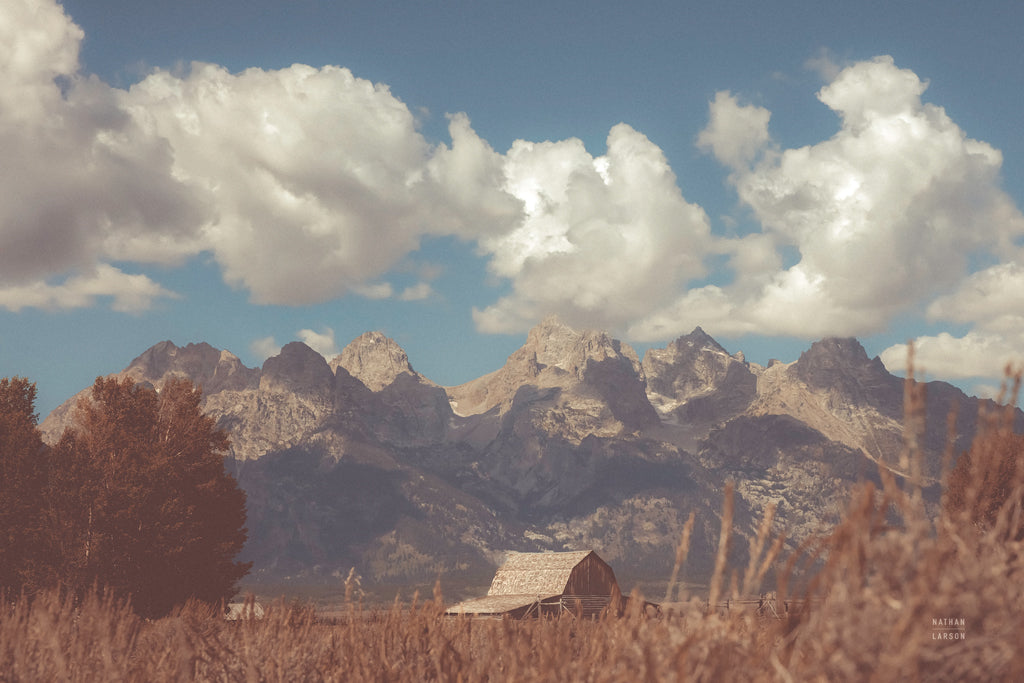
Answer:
[444, 594, 547, 617]
[446, 550, 620, 618]
[487, 550, 593, 596]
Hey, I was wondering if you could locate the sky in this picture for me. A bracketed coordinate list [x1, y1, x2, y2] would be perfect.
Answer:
[3, 0, 1024, 418]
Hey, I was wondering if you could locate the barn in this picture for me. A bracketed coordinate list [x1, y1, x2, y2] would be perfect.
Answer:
[445, 550, 622, 618]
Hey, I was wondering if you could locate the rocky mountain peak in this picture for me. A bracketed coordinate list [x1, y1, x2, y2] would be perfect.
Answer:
[446, 315, 651, 429]
[40, 340, 259, 442]
[642, 327, 756, 426]
[260, 341, 334, 394]
[642, 327, 738, 383]
[681, 326, 729, 355]
[127, 340, 207, 379]
[792, 337, 890, 389]
[522, 315, 641, 379]
[123, 340, 259, 394]
[331, 331, 416, 391]
[798, 337, 869, 367]
[773, 337, 905, 441]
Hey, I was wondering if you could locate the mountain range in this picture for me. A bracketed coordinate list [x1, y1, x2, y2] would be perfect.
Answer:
[40, 316, 999, 597]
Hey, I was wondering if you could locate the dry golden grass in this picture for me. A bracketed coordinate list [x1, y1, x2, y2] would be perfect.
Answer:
[3, 368, 1024, 681]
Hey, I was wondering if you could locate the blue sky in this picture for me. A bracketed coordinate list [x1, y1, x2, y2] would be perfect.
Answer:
[4, 0, 1024, 417]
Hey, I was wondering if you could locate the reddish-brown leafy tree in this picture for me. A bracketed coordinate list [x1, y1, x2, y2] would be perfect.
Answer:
[50, 376, 251, 617]
[0, 377, 51, 593]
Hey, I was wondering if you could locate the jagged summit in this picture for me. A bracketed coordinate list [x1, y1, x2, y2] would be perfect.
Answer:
[448, 314, 649, 422]
[797, 337, 870, 367]
[792, 337, 892, 390]
[531, 313, 574, 336]
[128, 340, 218, 379]
[522, 314, 642, 379]
[682, 326, 729, 355]
[642, 327, 736, 382]
[641, 327, 732, 378]
[124, 340, 259, 394]
[261, 341, 334, 394]
[642, 326, 756, 427]
[330, 331, 417, 391]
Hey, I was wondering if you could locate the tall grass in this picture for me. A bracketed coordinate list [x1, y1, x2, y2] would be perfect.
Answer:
[3, 370, 1023, 681]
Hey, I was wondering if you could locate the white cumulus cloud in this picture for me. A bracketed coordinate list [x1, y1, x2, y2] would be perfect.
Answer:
[633, 56, 1024, 348]
[474, 123, 713, 334]
[0, 0, 520, 312]
[696, 91, 772, 169]
[399, 282, 434, 301]
[6, 0, 1024, 395]
[926, 263, 1024, 326]
[249, 336, 280, 362]
[880, 332, 1024, 381]
[0, 264, 177, 313]
[0, 0, 207, 298]
[250, 328, 342, 362]
[880, 262, 1024, 379]
[297, 327, 339, 358]
[125, 64, 519, 306]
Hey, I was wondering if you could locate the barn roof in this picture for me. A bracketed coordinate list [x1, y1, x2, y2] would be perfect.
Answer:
[445, 594, 550, 615]
[488, 550, 595, 596]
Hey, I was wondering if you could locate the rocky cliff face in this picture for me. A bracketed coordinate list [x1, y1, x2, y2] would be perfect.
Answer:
[126, 341, 261, 394]
[449, 315, 657, 435]
[330, 333, 454, 447]
[643, 327, 757, 433]
[330, 331, 417, 391]
[41, 318, 1002, 594]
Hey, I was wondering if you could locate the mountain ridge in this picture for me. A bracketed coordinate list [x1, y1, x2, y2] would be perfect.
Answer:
[38, 317, 1003, 594]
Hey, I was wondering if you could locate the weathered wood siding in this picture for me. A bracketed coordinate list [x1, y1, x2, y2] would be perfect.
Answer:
[562, 553, 618, 597]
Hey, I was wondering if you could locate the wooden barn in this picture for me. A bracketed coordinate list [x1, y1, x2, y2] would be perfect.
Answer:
[445, 550, 622, 618]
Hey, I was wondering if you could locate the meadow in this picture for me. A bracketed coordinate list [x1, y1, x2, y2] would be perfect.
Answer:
[2, 372, 1023, 681]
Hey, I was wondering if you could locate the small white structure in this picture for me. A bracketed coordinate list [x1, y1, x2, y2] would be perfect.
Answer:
[225, 600, 265, 620]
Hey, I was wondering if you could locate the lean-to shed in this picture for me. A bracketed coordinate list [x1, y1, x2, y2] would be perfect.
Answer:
[446, 550, 622, 618]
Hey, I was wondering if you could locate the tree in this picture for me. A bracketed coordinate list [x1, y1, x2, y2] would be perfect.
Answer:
[0, 377, 50, 593]
[50, 376, 251, 616]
